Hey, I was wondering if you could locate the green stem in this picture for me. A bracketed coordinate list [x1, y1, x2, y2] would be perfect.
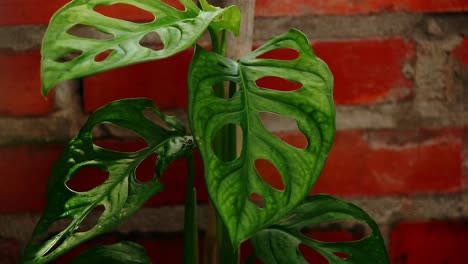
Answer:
[183, 154, 198, 264]
[216, 214, 237, 264]
[209, 28, 239, 264]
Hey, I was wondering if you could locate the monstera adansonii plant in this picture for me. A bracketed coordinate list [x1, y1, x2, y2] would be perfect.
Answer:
[20, 1, 389, 263]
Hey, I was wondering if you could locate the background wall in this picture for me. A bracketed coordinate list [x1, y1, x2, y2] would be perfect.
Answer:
[0, 0, 467, 263]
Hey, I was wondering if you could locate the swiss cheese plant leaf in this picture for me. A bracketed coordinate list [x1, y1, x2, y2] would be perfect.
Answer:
[21, 99, 194, 264]
[41, 0, 240, 94]
[70, 241, 151, 264]
[251, 195, 390, 264]
[188, 29, 335, 246]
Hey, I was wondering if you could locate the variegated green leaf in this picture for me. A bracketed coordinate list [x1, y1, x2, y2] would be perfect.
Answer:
[20, 99, 194, 264]
[41, 0, 240, 94]
[251, 195, 390, 264]
[188, 29, 335, 246]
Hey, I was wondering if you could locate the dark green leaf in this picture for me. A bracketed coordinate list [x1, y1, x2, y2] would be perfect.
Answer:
[183, 155, 198, 264]
[188, 29, 335, 246]
[251, 195, 390, 264]
[41, 0, 240, 94]
[70, 241, 151, 264]
[21, 99, 193, 264]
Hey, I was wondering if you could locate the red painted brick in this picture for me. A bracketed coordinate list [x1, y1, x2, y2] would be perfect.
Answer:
[264, 128, 462, 196]
[0, 237, 21, 264]
[390, 220, 468, 264]
[453, 36, 468, 66]
[0, 50, 53, 116]
[0, 145, 62, 212]
[83, 48, 194, 112]
[3, 0, 468, 25]
[313, 38, 415, 105]
[0, 0, 182, 25]
[255, 0, 468, 16]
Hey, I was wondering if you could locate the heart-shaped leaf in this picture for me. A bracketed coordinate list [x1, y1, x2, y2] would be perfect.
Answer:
[188, 29, 335, 246]
[41, 0, 240, 94]
[21, 99, 194, 264]
[70, 241, 151, 264]
[251, 195, 390, 264]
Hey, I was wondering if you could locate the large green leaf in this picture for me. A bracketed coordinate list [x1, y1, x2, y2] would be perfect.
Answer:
[41, 0, 240, 94]
[188, 29, 335, 246]
[21, 99, 194, 264]
[70, 241, 151, 264]
[251, 195, 390, 264]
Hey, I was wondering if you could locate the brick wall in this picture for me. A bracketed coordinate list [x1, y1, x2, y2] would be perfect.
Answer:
[0, 0, 467, 263]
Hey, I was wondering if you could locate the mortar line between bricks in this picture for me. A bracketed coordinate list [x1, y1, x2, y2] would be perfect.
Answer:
[1, 192, 467, 247]
[2, 13, 467, 51]
[2, 102, 467, 146]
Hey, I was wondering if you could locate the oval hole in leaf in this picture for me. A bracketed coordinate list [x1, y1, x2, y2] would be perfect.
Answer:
[161, 0, 186, 11]
[66, 166, 109, 193]
[93, 4, 155, 23]
[255, 76, 302, 92]
[258, 112, 308, 149]
[254, 159, 284, 191]
[301, 219, 372, 243]
[139, 32, 164, 51]
[298, 244, 329, 264]
[212, 124, 243, 162]
[212, 81, 239, 99]
[54, 50, 83, 63]
[334, 252, 350, 259]
[135, 153, 158, 183]
[94, 139, 148, 153]
[250, 193, 265, 208]
[75, 205, 105, 233]
[44, 236, 67, 257]
[92, 123, 148, 152]
[256, 48, 300, 60]
[94, 49, 115, 62]
[143, 108, 170, 130]
[66, 24, 113, 40]
[31, 218, 73, 245]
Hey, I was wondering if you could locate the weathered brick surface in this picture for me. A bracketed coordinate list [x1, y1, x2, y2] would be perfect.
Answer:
[0, 145, 62, 212]
[313, 38, 415, 105]
[453, 36, 468, 66]
[0, 0, 467, 262]
[3, 0, 467, 25]
[463, 127, 468, 189]
[0, 237, 20, 264]
[255, 0, 468, 16]
[269, 128, 463, 196]
[0, 50, 53, 116]
[390, 220, 468, 264]
[83, 48, 194, 112]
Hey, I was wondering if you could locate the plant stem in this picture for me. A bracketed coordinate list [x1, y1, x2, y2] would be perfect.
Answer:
[205, 2, 255, 263]
[183, 154, 198, 264]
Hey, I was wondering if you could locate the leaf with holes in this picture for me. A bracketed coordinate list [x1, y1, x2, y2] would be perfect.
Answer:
[188, 29, 335, 246]
[251, 195, 390, 264]
[70, 241, 151, 264]
[41, 0, 240, 94]
[20, 99, 194, 264]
